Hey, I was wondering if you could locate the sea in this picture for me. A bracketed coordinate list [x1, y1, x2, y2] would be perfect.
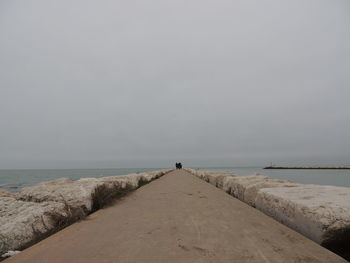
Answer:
[1, 167, 350, 192]
[0, 168, 159, 193]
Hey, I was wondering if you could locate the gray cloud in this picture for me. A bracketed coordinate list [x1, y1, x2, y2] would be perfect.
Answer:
[1, 0, 349, 168]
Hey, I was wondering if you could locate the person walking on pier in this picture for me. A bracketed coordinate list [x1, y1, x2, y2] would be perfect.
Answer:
[175, 162, 183, 169]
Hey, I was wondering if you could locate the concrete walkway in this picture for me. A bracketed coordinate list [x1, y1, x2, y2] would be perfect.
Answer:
[5, 170, 347, 263]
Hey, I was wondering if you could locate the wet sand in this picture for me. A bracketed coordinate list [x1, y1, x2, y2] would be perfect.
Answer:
[5, 170, 347, 263]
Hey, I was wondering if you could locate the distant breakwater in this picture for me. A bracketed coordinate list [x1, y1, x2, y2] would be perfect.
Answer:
[264, 166, 350, 169]
[0, 169, 173, 260]
[185, 168, 350, 261]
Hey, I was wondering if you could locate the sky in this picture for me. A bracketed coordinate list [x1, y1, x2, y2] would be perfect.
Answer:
[0, 0, 349, 169]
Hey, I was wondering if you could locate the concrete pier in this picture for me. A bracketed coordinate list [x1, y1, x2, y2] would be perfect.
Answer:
[4, 170, 347, 263]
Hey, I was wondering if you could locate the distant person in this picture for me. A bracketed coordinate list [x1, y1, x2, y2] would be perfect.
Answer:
[175, 162, 182, 169]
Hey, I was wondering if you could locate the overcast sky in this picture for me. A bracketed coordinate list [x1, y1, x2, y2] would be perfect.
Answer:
[0, 0, 349, 169]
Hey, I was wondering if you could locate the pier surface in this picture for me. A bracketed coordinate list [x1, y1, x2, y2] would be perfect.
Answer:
[5, 170, 347, 263]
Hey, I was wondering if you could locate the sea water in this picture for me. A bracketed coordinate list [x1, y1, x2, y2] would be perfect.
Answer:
[1, 167, 350, 192]
[0, 168, 161, 192]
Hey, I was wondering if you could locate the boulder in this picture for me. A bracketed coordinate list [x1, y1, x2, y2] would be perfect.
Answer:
[186, 169, 297, 207]
[16, 170, 171, 214]
[222, 175, 298, 206]
[255, 185, 350, 248]
[0, 190, 16, 198]
[99, 174, 139, 189]
[0, 197, 67, 255]
[185, 169, 237, 187]
[100, 170, 170, 189]
[205, 172, 237, 188]
[1, 250, 21, 259]
[17, 178, 103, 214]
[222, 175, 268, 198]
[16, 170, 171, 215]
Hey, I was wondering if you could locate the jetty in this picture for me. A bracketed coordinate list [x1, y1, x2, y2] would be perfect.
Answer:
[264, 166, 350, 169]
[3, 170, 347, 263]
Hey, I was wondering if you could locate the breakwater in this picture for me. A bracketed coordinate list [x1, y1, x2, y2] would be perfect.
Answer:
[3, 169, 347, 263]
[0, 169, 172, 259]
[185, 168, 350, 261]
[264, 166, 350, 169]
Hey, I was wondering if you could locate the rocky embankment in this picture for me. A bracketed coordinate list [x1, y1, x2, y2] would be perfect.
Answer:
[0, 169, 172, 258]
[185, 168, 350, 261]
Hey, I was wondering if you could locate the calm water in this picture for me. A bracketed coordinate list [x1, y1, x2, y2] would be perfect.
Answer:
[1, 167, 350, 192]
[0, 168, 162, 192]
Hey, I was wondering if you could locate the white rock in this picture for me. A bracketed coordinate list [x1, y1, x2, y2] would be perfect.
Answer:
[185, 169, 237, 187]
[255, 185, 350, 245]
[205, 172, 237, 188]
[1, 250, 21, 258]
[17, 170, 171, 214]
[101, 170, 170, 189]
[186, 169, 297, 207]
[99, 174, 139, 189]
[17, 178, 103, 213]
[0, 190, 16, 198]
[0, 197, 66, 254]
[223, 175, 298, 206]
